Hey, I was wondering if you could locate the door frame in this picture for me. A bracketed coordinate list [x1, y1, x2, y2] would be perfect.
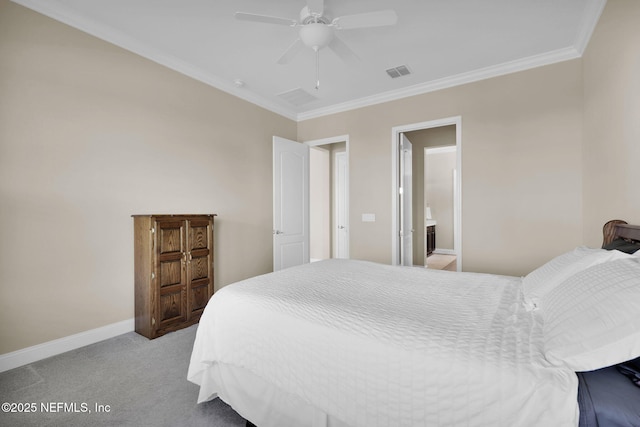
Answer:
[390, 117, 462, 269]
[305, 134, 350, 260]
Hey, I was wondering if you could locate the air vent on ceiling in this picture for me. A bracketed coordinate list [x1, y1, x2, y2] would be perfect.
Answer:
[386, 65, 411, 79]
[277, 88, 318, 106]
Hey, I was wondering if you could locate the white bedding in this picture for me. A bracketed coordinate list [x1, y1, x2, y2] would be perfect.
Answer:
[188, 259, 578, 427]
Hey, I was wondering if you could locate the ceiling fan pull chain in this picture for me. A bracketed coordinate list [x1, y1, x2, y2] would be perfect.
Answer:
[315, 48, 320, 90]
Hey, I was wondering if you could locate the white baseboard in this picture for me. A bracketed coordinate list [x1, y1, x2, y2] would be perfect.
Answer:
[434, 249, 456, 256]
[0, 318, 135, 373]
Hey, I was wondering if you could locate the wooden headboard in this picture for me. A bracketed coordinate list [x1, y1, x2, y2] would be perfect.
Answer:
[602, 219, 640, 247]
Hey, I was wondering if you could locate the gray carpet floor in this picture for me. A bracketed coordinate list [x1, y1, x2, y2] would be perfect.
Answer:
[0, 325, 246, 427]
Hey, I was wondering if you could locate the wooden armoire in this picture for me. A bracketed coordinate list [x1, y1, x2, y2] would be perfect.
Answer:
[133, 214, 216, 339]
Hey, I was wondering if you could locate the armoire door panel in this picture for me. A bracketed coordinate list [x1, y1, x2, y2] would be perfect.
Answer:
[159, 259, 182, 287]
[158, 221, 184, 255]
[189, 222, 210, 251]
[189, 256, 209, 280]
[159, 289, 185, 324]
[190, 282, 209, 313]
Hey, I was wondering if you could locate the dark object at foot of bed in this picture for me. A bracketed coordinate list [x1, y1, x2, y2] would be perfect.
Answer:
[246, 421, 257, 427]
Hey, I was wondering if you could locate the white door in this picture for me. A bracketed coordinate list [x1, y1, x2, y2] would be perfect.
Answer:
[399, 133, 413, 266]
[334, 151, 349, 258]
[273, 136, 310, 271]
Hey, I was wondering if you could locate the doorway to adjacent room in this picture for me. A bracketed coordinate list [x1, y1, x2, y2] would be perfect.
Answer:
[391, 117, 462, 270]
[308, 135, 349, 261]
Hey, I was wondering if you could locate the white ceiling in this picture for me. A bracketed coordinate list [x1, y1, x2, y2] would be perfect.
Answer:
[13, 0, 606, 121]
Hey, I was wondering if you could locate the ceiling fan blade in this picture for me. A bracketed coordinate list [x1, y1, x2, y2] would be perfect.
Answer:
[306, 0, 324, 16]
[332, 10, 398, 29]
[328, 36, 360, 66]
[235, 12, 298, 27]
[277, 39, 305, 65]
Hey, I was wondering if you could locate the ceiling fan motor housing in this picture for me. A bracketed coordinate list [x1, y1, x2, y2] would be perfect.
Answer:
[299, 5, 329, 24]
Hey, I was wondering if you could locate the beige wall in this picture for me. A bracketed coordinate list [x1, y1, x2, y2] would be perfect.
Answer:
[299, 0, 640, 272]
[425, 149, 456, 251]
[2, 0, 640, 357]
[582, 0, 640, 245]
[299, 59, 585, 275]
[0, 1, 296, 354]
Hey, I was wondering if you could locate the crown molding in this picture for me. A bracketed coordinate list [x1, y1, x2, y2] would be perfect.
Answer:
[296, 0, 606, 121]
[12, 0, 604, 124]
[296, 46, 581, 121]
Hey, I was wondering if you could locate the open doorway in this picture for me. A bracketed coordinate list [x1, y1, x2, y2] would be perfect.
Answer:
[422, 144, 457, 270]
[307, 136, 349, 261]
[391, 117, 462, 270]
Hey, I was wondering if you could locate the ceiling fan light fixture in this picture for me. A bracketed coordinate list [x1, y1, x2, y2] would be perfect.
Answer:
[299, 23, 334, 50]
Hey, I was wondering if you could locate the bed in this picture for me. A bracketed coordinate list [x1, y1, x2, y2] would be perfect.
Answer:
[188, 220, 640, 427]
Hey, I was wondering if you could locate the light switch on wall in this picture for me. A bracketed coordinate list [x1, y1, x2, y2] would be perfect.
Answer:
[362, 213, 376, 222]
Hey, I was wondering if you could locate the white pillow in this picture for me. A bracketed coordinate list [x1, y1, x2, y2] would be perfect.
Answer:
[541, 257, 640, 371]
[522, 246, 632, 311]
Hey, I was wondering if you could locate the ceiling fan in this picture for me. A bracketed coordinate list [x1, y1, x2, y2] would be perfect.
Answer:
[235, 0, 397, 89]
